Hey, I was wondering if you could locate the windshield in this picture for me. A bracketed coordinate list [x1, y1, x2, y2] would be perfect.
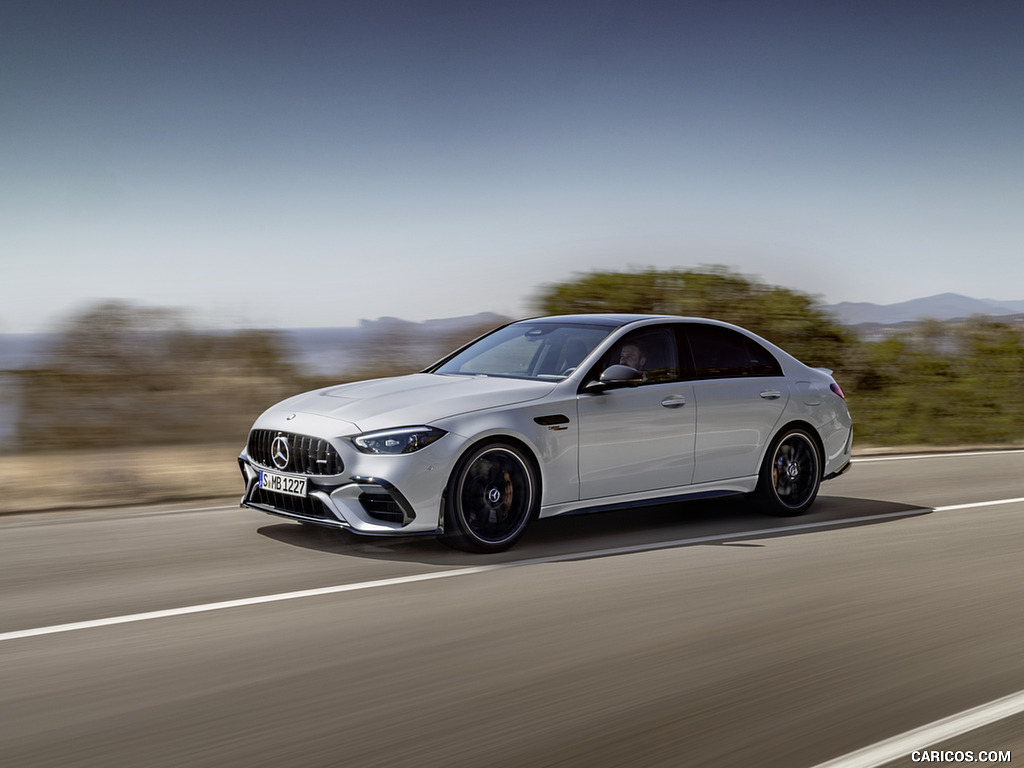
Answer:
[431, 323, 613, 381]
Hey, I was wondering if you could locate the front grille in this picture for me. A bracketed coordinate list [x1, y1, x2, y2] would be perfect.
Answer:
[248, 486, 334, 520]
[247, 429, 344, 475]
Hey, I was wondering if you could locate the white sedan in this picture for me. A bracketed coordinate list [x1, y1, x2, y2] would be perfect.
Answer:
[239, 315, 853, 552]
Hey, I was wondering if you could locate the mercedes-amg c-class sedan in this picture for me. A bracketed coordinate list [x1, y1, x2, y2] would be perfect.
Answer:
[239, 315, 852, 552]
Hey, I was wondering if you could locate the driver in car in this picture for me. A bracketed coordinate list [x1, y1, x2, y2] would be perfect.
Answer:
[618, 342, 646, 371]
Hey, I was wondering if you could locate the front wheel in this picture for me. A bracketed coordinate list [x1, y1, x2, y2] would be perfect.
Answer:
[440, 441, 539, 553]
[754, 428, 821, 516]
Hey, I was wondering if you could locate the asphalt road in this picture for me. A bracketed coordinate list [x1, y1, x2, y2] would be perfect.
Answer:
[1, 451, 1022, 767]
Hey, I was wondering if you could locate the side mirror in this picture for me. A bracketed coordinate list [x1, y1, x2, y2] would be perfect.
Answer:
[585, 365, 643, 392]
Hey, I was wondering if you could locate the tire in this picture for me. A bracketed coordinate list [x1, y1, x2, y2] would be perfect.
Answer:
[440, 441, 539, 553]
[754, 427, 821, 516]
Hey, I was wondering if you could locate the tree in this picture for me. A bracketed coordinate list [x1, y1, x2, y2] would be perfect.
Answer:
[15, 302, 299, 450]
[534, 266, 857, 370]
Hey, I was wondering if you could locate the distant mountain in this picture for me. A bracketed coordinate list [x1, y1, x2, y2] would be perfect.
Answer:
[823, 293, 1024, 325]
[0, 313, 512, 376]
[356, 312, 508, 338]
[283, 312, 510, 375]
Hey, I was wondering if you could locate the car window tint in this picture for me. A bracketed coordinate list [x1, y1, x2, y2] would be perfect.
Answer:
[686, 324, 782, 378]
[601, 327, 680, 384]
[747, 337, 783, 376]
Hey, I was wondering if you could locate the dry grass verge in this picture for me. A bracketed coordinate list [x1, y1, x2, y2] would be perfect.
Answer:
[0, 444, 243, 514]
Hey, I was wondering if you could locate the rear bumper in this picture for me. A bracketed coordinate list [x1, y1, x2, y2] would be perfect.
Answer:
[823, 458, 852, 481]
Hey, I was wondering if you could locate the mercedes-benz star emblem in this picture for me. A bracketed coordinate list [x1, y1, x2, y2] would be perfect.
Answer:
[271, 436, 290, 470]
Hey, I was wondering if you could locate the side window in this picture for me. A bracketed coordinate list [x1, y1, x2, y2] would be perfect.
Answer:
[686, 325, 782, 379]
[600, 327, 680, 384]
[746, 336, 783, 376]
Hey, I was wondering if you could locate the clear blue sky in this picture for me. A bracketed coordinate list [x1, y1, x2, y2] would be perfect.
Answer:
[3, 0, 1022, 332]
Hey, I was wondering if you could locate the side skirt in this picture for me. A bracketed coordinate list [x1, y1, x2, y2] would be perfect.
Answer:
[539, 479, 757, 520]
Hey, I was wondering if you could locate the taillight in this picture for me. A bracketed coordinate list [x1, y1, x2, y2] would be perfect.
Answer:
[830, 382, 846, 400]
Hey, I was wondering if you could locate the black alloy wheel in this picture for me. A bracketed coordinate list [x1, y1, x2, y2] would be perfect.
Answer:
[755, 427, 821, 516]
[441, 441, 538, 553]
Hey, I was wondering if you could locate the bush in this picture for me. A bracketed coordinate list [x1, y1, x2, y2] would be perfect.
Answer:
[851, 318, 1024, 445]
[14, 302, 300, 451]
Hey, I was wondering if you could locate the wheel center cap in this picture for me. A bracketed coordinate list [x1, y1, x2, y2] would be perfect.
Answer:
[787, 462, 800, 479]
[487, 487, 502, 504]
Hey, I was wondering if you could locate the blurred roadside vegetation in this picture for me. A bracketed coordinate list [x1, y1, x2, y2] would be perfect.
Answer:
[536, 267, 1023, 446]
[12, 303, 301, 451]
[5, 302, 500, 453]
[6, 269, 1024, 454]
[850, 317, 1024, 444]
[534, 265, 860, 373]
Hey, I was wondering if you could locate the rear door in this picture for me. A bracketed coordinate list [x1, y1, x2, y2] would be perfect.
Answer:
[684, 324, 790, 484]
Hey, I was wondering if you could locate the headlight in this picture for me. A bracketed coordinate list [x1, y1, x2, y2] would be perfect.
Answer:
[352, 426, 447, 455]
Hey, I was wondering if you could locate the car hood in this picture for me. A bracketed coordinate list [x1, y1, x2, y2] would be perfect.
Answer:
[272, 373, 556, 433]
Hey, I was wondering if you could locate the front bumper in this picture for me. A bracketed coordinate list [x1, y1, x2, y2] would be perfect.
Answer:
[239, 455, 437, 534]
[237, 419, 465, 535]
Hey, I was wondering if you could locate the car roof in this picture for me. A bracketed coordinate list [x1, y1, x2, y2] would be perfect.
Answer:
[516, 314, 714, 328]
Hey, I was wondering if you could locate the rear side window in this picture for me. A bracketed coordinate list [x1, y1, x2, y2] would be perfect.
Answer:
[685, 325, 782, 379]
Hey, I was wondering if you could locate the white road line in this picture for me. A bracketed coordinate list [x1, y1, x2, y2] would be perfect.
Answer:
[0, 567, 504, 643]
[809, 688, 1024, 768]
[0, 509, 928, 643]
[854, 448, 1024, 463]
[934, 497, 1024, 512]
[2, 496, 1021, 644]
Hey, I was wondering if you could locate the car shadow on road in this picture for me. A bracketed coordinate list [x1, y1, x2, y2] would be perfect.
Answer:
[256, 494, 930, 566]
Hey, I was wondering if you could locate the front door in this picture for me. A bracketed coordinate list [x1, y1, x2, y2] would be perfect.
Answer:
[576, 326, 696, 500]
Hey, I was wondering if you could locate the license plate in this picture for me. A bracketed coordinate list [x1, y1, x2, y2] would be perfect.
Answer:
[258, 470, 308, 497]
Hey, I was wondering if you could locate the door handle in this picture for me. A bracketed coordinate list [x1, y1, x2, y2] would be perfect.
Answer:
[661, 395, 687, 408]
[760, 390, 782, 400]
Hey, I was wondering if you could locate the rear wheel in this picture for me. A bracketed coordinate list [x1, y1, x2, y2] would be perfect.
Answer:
[754, 427, 821, 516]
[440, 441, 538, 553]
